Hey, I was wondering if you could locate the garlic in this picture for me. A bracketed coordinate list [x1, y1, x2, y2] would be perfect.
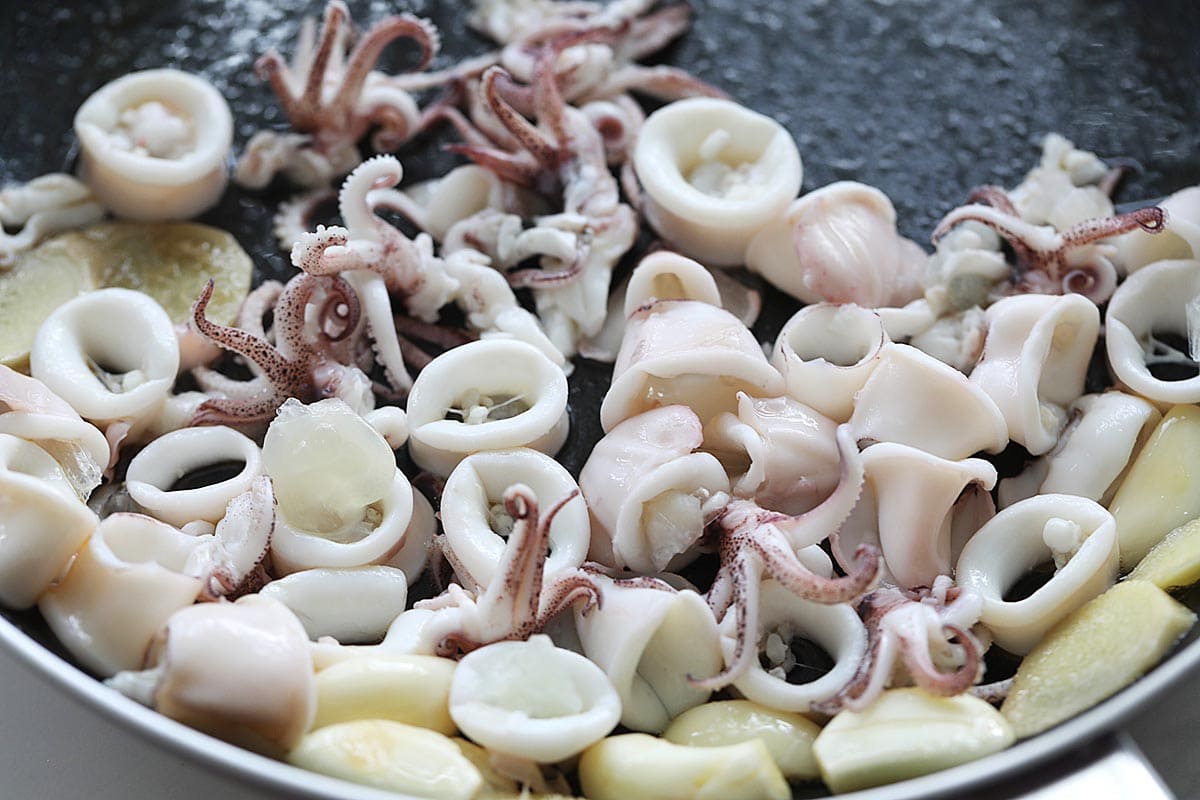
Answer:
[663, 699, 822, 783]
[1107, 404, 1200, 569]
[311, 655, 457, 735]
[288, 719, 482, 799]
[74, 69, 233, 220]
[812, 688, 1014, 793]
[634, 97, 802, 266]
[578, 733, 790, 800]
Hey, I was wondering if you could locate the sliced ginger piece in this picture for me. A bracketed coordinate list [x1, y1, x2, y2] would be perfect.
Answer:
[1001, 580, 1194, 739]
[0, 221, 251, 371]
[811, 688, 1013, 794]
[1108, 405, 1200, 569]
[0, 234, 95, 369]
[77, 221, 252, 326]
[1127, 517, 1200, 590]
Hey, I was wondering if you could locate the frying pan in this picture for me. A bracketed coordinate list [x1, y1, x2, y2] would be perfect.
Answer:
[3, 0, 1200, 797]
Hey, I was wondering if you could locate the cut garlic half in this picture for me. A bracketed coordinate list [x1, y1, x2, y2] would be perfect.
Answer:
[289, 720, 481, 800]
[74, 69, 232, 220]
[448, 635, 620, 763]
[125, 425, 263, 528]
[579, 733, 789, 800]
[813, 688, 1014, 794]
[634, 97, 802, 267]
[39, 513, 203, 676]
[440, 448, 588, 591]
[0, 433, 98, 609]
[956, 494, 1118, 655]
[407, 339, 570, 476]
[663, 700, 821, 783]
[311, 655, 457, 735]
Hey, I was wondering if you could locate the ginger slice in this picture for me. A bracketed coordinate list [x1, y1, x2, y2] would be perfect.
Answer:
[1000, 580, 1195, 739]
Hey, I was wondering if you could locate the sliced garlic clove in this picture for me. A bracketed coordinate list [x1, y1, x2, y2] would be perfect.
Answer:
[812, 688, 1014, 793]
[440, 448, 588, 591]
[311, 655, 457, 735]
[74, 69, 233, 221]
[634, 97, 802, 267]
[663, 699, 822, 783]
[38, 513, 203, 676]
[406, 339, 570, 476]
[259, 566, 409, 643]
[574, 581, 722, 733]
[0, 433, 98, 609]
[770, 303, 889, 423]
[125, 425, 263, 528]
[1107, 404, 1200, 569]
[288, 719, 482, 800]
[956, 494, 1118, 655]
[578, 733, 790, 800]
[448, 634, 620, 764]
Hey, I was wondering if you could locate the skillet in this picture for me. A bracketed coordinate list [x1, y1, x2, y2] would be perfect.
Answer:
[2, 0, 1200, 797]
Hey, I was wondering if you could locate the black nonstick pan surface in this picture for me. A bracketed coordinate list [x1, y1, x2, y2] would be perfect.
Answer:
[2, 1, 1200, 798]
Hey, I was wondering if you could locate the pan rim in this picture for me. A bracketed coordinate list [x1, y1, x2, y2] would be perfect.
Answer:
[3, 608, 1197, 799]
